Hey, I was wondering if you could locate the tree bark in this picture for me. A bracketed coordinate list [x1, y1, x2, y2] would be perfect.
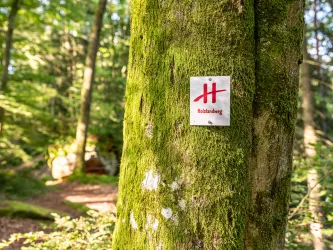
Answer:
[245, 1, 304, 249]
[113, 0, 303, 249]
[74, 0, 107, 171]
[0, 0, 21, 135]
[302, 29, 325, 250]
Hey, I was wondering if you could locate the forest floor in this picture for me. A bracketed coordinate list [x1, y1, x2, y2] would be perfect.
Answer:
[0, 181, 118, 250]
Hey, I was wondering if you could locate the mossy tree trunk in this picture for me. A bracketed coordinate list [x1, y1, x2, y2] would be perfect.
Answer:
[302, 31, 324, 250]
[245, 0, 304, 249]
[0, 0, 21, 135]
[74, 0, 107, 171]
[113, 0, 303, 249]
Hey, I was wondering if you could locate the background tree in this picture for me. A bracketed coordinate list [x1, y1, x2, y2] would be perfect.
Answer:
[113, 0, 303, 249]
[74, 0, 107, 171]
[0, 0, 21, 134]
[287, 0, 333, 248]
[0, 0, 332, 248]
[0, 0, 129, 168]
[302, 31, 324, 250]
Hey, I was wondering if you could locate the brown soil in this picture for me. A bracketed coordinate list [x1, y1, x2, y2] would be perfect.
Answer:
[28, 181, 118, 216]
[0, 217, 46, 250]
[0, 181, 118, 250]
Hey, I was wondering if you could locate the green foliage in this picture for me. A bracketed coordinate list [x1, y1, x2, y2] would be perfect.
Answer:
[0, 169, 48, 199]
[286, 144, 333, 249]
[287, 0, 333, 247]
[0, 211, 115, 250]
[67, 173, 118, 186]
[0, 0, 129, 167]
[0, 200, 68, 220]
[63, 201, 91, 214]
[303, 0, 333, 139]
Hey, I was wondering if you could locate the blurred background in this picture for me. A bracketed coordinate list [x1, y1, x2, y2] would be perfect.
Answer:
[0, 0, 332, 249]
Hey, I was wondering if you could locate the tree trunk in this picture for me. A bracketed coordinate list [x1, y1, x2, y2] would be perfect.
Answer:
[74, 0, 107, 171]
[0, 0, 21, 135]
[302, 30, 325, 250]
[313, 0, 328, 136]
[245, 1, 304, 249]
[113, 1, 303, 249]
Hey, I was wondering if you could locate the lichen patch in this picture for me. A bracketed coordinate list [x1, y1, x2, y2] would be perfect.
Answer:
[161, 207, 173, 219]
[130, 211, 138, 229]
[171, 214, 179, 225]
[151, 218, 159, 231]
[178, 199, 186, 210]
[145, 120, 153, 139]
[169, 181, 180, 191]
[146, 214, 159, 232]
[156, 243, 163, 250]
[142, 170, 160, 191]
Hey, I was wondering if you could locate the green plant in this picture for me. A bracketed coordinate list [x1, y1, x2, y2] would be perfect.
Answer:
[66, 172, 119, 186]
[0, 169, 49, 199]
[63, 200, 91, 214]
[286, 143, 333, 249]
[0, 211, 116, 250]
[0, 200, 68, 220]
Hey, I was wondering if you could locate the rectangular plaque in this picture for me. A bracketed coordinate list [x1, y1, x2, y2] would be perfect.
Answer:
[190, 76, 230, 126]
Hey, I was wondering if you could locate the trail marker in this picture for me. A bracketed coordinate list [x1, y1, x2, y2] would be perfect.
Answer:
[190, 76, 230, 126]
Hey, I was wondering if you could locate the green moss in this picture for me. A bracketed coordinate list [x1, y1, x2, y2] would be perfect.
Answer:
[114, 0, 256, 249]
[113, 0, 303, 248]
[245, 0, 304, 248]
[246, 175, 292, 249]
[66, 173, 118, 186]
[0, 169, 49, 199]
[253, 0, 304, 133]
[0, 200, 68, 220]
[63, 200, 91, 214]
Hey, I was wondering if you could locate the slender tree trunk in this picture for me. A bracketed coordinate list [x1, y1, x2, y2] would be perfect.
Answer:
[302, 30, 325, 250]
[113, 0, 303, 249]
[74, 0, 107, 171]
[313, 0, 328, 136]
[0, 0, 21, 135]
[64, 26, 76, 122]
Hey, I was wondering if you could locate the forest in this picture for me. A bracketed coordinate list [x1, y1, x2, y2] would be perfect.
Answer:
[0, 0, 332, 249]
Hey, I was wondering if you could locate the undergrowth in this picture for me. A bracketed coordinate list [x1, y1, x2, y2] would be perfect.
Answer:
[66, 172, 119, 186]
[0, 169, 49, 200]
[0, 210, 115, 250]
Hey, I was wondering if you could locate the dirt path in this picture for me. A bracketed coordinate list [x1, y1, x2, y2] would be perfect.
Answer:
[28, 181, 118, 215]
[0, 181, 118, 249]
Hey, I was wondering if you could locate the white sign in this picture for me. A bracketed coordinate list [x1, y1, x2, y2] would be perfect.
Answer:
[190, 76, 230, 126]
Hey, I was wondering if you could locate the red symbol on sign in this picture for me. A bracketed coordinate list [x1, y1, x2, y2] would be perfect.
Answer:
[193, 83, 226, 104]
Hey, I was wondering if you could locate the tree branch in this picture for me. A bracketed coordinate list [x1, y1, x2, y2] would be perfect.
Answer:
[289, 169, 333, 219]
